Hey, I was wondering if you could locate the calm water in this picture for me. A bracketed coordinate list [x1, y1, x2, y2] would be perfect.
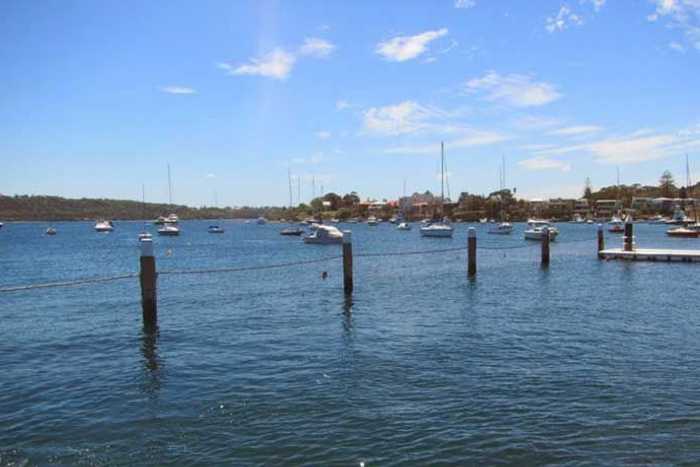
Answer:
[2, 220, 700, 465]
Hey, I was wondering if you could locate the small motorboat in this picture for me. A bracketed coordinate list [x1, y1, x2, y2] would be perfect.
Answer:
[208, 225, 225, 234]
[420, 221, 454, 238]
[157, 225, 180, 236]
[346, 218, 359, 224]
[488, 222, 513, 234]
[608, 216, 625, 233]
[95, 220, 114, 232]
[586, 219, 594, 224]
[0, 222, 3, 230]
[665, 208, 691, 225]
[46, 227, 57, 235]
[367, 216, 379, 226]
[667, 224, 700, 238]
[397, 222, 412, 231]
[256, 217, 267, 225]
[303, 225, 344, 244]
[479, 218, 488, 224]
[648, 214, 669, 224]
[524, 219, 558, 241]
[280, 226, 304, 236]
[138, 232, 152, 241]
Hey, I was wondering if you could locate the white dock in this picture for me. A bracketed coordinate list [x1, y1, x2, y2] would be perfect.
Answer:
[600, 248, 700, 262]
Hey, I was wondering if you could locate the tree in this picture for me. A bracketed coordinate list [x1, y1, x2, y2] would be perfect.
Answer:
[659, 170, 676, 197]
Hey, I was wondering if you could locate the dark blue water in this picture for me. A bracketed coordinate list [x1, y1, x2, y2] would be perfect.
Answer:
[2, 221, 700, 465]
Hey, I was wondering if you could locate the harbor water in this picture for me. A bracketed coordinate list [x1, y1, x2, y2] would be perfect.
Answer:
[2, 221, 700, 465]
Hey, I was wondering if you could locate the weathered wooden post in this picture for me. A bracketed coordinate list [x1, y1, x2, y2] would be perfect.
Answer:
[597, 223, 605, 259]
[342, 230, 353, 295]
[468, 227, 477, 277]
[139, 238, 157, 329]
[541, 226, 550, 266]
[624, 219, 634, 252]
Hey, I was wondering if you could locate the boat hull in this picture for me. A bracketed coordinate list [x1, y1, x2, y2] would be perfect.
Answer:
[420, 227, 454, 238]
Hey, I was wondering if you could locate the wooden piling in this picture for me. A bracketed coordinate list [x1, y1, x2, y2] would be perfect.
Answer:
[541, 226, 550, 266]
[139, 238, 157, 329]
[468, 227, 476, 277]
[342, 230, 353, 295]
[597, 223, 605, 259]
[624, 221, 634, 252]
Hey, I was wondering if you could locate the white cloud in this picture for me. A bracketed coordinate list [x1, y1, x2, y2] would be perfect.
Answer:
[220, 48, 296, 80]
[336, 99, 351, 110]
[647, 0, 700, 50]
[316, 131, 332, 139]
[384, 130, 508, 155]
[363, 101, 438, 135]
[160, 86, 196, 95]
[546, 5, 584, 33]
[299, 37, 335, 58]
[519, 156, 572, 172]
[583, 0, 606, 12]
[550, 125, 603, 136]
[454, 0, 476, 8]
[375, 28, 448, 62]
[670, 40, 687, 51]
[514, 115, 562, 130]
[466, 72, 562, 107]
[292, 152, 325, 165]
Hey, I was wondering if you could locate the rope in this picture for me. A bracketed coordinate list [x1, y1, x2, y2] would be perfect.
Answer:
[0, 273, 138, 293]
[158, 255, 341, 276]
[354, 246, 467, 258]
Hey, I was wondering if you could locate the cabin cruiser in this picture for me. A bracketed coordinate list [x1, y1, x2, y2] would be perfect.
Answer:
[303, 225, 344, 244]
[280, 226, 304, 236]
[665, 208, 691, 225]
[479, 218, 488, 224]
[420, 219, 454, 238]
[157, 225, 180, 236]
[389, 215, 399, 224]
[208, 225, 224, 234]
[256, 217, 267, 225]
[667, 224, 700, 238]
[647, 214, 669, 224]
[488, 222, 513, 234]
[524, 219, 558, 241]
[367, 216, 379, 226]
[608, 215, 624, 233]
[155, 213, 179, 225]
[94, 220, 114, 232]
[569, 214, 585, 223]
[46, 227, 57, 236]
[397, 222, 412, 231]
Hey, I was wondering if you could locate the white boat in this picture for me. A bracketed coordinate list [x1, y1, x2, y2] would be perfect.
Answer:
[397, 222, 412, 231]
[389, 216, 399, 224]
[608, 215, 624, 233]
[157, 225, 180, 236]
[346, 218, 359, 224]
[524, 219, 558, 241]
[303, 225, 344, 244]
[0, 222, 3, 230]
[665, 208, 691, 225]
[667, 224, 700, 238]
[138, 232, 152, 241]
[421, 143, 453, 238]
[208, 225, 224, 234]
[586, 219, 594, 224]
[488, 222, 513, 234]
[256, 217, 267, 225]
[647, 214, 669, 224]
[569, 214, 585, 223]
[420, 222, 454, 237]
[367, 216, 379, 226]
[164, 213, 179, 224]
[95, 220, 114, 232]
[330, 218, 340, 224]
[46, 227, 57, 235]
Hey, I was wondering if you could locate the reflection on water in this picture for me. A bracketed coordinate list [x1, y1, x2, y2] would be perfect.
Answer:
[140, 327, 163, 397]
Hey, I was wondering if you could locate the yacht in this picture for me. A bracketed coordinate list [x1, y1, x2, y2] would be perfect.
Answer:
[420, 142, 454, 238]
[488, 222, 513, 235]
[608, 215, 625, 233]
[280, 226, 304, 236]
[157, 225, 180, 236]
[256, 217, 268, 225]
[569, 214, 585, 224]
[586, 219, 595, 224]
[667, 224, 700, 238]
[303, 225, 344, 244]
[46, 227, 57, 236]
[665, 208, 691, 225]
[479, 218, 488, 224]
[94, 220, 114, 232]
[397, 222, 412, 231]
[524, 219, 558, 241]
[208, 225, 225, 234]
[367, 216, 379, 226]
[647, 214, 669, 224]
[389, 215, 399, 224]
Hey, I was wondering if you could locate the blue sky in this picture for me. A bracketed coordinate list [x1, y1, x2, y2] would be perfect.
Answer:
[1, 0, 699, 206]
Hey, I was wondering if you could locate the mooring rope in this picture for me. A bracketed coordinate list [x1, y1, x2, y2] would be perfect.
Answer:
[158, 255, 342, 276]
[0, 273, 139, 293]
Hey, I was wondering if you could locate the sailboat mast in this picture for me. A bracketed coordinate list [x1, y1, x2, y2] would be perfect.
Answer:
[288, 168, 293, 208]
[167, 163, 173, 205]
[441, 141, 445, 217]
[142, 184, 146, 220]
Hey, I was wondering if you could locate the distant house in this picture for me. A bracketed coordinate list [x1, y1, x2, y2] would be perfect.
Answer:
[574, 198, 590, 213]
[631, 197, 653, 211]
[596, 199, 622, 216]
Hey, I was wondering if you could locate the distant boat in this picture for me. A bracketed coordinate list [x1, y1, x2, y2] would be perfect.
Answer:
[648, 214, 669, 224]
[665, 207, 691, 225]
[479, 218, 488, 224]
[489, 222, 513, 235]
[397, 222, 412, 231]
[367, 215, 379, 226]
[303, 225, 344, 244]
[524, 219, 558, 241]
[667, 224, 700, 238]
[95, 220, 114, 232]
[346, 218, 358, 224]
[0, 222, 3, 230]
[569, 214, 585, 224]
[157, 225, 180, 236]
[256, 217, 267, 225]
[608, 215, 624, 233]
[138, 232, 152, 241]
[280, 226, 304, 236]
[46, 227, 57, 236]
[208, 225, 224, 234]
[420, 142, 453, 238]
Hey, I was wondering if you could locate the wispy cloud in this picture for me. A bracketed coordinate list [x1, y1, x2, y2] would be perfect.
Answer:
[647, 0, 700, 50]
[376, 28, 448, 62]
[454, 0, 476, 9]
[384, 130, 508, 155]
[363, 101, 440, 135]
[549, 125, 603, 136]
[465, 72, 562, 107]
[336, 99, 351, 111]
[584, 0, 607, 12]
[513, 115, 562, 130]
[292, 152, 325, 165]
[546, 5, 584, 33]
[299, 37, 335, 58]
[519, 156, 572, 172]
[316, 131, 332, 139]
[669, 40, 687, 52]
[160, 86, 196, 95]
[220, 36, 335, 80]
